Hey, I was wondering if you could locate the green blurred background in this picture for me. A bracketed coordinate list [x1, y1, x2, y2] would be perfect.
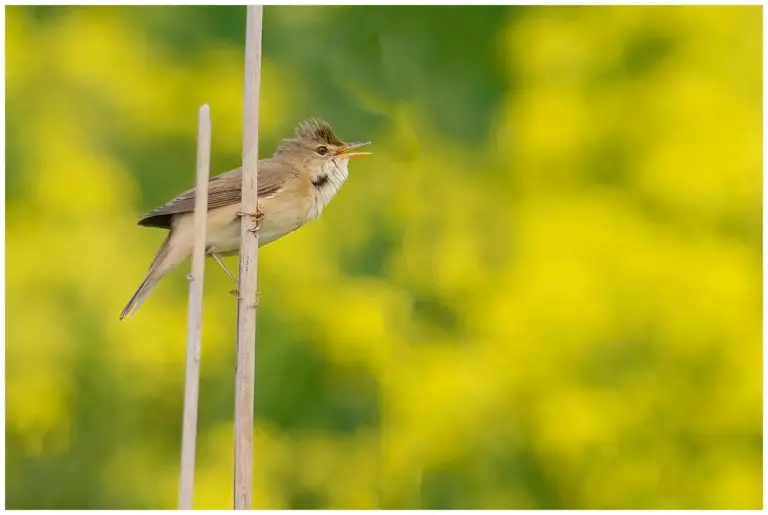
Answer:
[5, 5, 762, 509]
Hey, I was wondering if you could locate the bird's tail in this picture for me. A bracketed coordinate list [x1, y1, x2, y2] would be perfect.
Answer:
[120, 231, 186, 320]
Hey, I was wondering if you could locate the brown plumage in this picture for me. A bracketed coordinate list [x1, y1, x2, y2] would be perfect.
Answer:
[137, 163, 287, 229]
[120, 119, 371, 320]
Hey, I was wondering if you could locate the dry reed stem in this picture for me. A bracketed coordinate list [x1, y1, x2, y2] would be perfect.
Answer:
[234, 5, 263, 510]
[178, 104, 212, 510]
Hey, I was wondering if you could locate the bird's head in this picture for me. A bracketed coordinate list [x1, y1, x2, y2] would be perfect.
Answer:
[275, 119, 371, 177]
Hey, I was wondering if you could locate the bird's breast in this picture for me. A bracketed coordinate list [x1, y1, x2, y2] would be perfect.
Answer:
[192, 170, 345, 254]
[258, 193, 313, 245]
[193, 197, 308, 255]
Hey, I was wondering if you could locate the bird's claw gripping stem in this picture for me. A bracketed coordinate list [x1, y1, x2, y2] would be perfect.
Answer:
[230, 289, 261, 308]
[237, 209, 264, 221]
[237, 210, 264, 233]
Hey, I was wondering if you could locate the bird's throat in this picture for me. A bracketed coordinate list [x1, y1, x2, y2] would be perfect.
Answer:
[311, 173, 329, 188]
[308, 164, 348, 221]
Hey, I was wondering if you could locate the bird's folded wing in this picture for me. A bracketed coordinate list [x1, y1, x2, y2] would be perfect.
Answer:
[138, 160, 289, 229]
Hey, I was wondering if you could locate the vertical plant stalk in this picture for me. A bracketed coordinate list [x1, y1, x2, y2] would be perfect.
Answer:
[178, 104, 212, 510]
[234, 5, 263, 510]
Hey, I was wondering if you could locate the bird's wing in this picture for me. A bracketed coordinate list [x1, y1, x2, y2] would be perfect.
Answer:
[138, 160, 292, 229]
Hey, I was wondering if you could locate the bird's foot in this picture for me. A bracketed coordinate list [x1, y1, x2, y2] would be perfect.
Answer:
[237, 209, 264, 234]
[230, 290, 261, 308]
[237, 210, 264, 222]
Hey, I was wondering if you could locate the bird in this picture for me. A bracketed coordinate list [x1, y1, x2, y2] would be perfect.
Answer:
[119, 118, 371, 320]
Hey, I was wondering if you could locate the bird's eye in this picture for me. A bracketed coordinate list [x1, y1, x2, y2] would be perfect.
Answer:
[316, 146, 328, 156]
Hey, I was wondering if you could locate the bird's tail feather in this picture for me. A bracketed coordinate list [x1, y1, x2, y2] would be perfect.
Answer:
[120, 231, 181, 320]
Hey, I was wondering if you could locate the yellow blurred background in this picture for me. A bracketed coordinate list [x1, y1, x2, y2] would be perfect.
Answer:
[5, 5, 762, 509]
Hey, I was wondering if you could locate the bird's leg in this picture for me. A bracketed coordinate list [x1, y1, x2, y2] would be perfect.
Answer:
[210, 253, 238, 285]
[237, 208, 264, 234]
[209, 251, 243, 298]
[209, 251, 260, 303]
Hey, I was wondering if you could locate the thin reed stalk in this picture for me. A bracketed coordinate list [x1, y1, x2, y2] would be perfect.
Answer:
[178, 104, 212, 510]
[234, 5, 263, 510]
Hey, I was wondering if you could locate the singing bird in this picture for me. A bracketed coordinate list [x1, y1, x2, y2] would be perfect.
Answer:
[120, 119, 371, 320]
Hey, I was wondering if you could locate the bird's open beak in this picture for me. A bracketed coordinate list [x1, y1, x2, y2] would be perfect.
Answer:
[336, 141, 372, 159]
